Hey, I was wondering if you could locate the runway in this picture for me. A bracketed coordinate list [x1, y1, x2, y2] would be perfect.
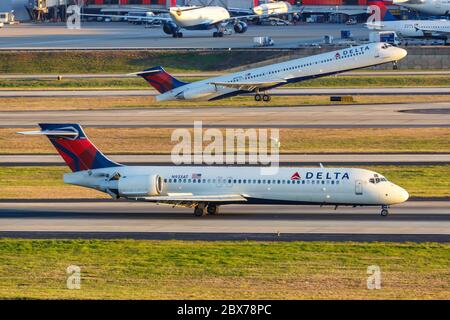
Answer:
[0, 23, 370, 49]
[0, 201, 448, 242]
[1, 154, 448, 166]
[2, 102, 449, 127]
[1, 87, 450, 97]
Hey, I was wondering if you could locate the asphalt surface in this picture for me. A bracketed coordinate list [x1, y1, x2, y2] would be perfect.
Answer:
[1, 154, 448, 166]
[0, 23, 370, 49]
[2, 87, 450, 98]
[2, 102, 449, 127]
[0, 201, 448, 242]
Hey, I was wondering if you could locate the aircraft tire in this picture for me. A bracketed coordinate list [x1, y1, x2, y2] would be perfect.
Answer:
[172, 32, 178, 38]
[218, 32, 224, 37]
[263, 94, 271, 102]
[380, 209, 389, 217]
[194, 205, 207, 217]
[177, 32, 183, 38]
[213, 32, 218, 37]
[254, 94, 262, 102]
[207, 204, 219, 215]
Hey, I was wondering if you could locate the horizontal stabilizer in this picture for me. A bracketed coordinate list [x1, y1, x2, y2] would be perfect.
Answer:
[17, 130, 78, 137]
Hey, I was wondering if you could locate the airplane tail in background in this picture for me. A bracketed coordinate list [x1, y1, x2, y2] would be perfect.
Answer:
[135, 66, 188, 93]
[368, 1, 398, 21]
[18, 124, 121, 172]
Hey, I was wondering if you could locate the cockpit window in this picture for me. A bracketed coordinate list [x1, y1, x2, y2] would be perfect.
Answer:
[369, 175, 387, 184]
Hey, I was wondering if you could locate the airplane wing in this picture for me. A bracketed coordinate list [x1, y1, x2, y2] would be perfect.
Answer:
[137, 193, 248, 206]
[209, 79, 287, 91]
[226, 9, 305, 22]
[81, 13, 171, 23]
[414, 26, 450, 37]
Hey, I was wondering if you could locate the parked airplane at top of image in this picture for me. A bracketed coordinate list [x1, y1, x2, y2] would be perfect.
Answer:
[19, 124, 409, 217]
[83, 5, 303, 38]
[393, 0, 450, 16]
[367, 1, 450, 42]
[253, 1, 293, 15]
[132, 42, 407, 102]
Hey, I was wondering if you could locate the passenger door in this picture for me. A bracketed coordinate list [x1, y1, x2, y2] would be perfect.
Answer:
[355, 180, 363, 195]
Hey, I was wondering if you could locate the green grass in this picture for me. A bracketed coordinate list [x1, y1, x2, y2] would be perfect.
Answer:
[2, 127, 449, 154]
[2, 76, 450, 89]
[0, 51, 284, 74]
[0, 239, 448, 299]
[0, 165, 448, 199]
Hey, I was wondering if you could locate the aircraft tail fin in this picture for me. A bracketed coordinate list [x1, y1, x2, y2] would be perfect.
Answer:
[368, 1, 397, 21]
[134, 66, 188, 93]
[18, 124, 122, 172]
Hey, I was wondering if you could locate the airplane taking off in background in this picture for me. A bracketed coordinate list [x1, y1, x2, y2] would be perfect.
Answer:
[134, 42, 407, 102]
[367, 1, 450, 43]
[19, 124, 409, 217]
[394, 0, 450, 16]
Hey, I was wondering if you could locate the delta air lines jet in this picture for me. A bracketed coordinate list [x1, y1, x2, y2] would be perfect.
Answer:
[19, 124, 409, 217]
[367, 1, 450, 43]
[134, 42, 407, 102]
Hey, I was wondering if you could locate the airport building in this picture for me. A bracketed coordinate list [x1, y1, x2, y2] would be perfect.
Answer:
[1, 0, 397, 22]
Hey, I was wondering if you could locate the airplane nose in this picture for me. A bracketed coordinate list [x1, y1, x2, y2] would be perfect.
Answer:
[398, 187, 409, 203]
[395, 48, 408, 60]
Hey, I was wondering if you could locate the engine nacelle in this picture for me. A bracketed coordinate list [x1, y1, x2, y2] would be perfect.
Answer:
[233, 21, 248, 34]
[176, 85, 217, 100]
[118, 175, 163, 197]
[163, 21, 178, 35]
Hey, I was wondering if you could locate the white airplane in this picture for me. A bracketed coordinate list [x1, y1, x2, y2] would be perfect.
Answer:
[19, 124, 409, 217]
[393, 0, 450, 16]
[84, 5, 302, 38]
[253, 1, 293, 15]
[83, 6, 248, 37]
[133, 42, 407, 102]
[367, 2, 450, 42]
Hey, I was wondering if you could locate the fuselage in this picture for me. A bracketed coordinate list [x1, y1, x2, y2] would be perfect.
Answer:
[169, 6, 230, 29]
[65, 166, 409, 206]
[253, 2, 292, 15]
[369, 20, 450, 38]
[155, 42, 407, 101]
[394, 0, 450, 15]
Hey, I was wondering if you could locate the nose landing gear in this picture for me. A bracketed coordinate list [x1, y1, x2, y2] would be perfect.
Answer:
[380, 205, 389, 217]
[392, 61, 398, 70]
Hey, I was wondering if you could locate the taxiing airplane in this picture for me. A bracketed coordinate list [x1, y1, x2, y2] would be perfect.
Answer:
[133, 42, 407, 102]
[367, 1, 450, 42]
[84, 5, 302, 38]
[19, 124, 409, 217]
[393, 0, 450, 16]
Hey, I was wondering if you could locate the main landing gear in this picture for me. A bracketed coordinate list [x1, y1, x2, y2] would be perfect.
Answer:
[213, 31, 224, 37]
[254, 93, 271, 102]
[194, 203, 220, 216]
[172, 31, 183, 38]
[380, 205, 389, 217]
